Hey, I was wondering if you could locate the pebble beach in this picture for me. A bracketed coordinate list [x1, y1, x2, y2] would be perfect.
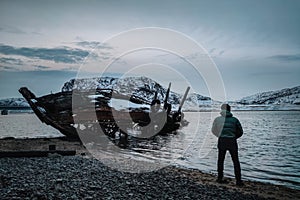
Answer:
[0, 138, 299, 200]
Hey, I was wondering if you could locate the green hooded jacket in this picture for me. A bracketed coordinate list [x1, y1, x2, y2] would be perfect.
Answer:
[212, 110, 243, 138]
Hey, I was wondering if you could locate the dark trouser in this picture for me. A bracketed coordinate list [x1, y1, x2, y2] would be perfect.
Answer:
[217, 137, 241, 182]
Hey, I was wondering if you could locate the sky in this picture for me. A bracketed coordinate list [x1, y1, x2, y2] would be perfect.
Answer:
[0, 0, 299, 100]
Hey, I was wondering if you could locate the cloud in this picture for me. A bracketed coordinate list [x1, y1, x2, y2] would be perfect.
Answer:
[75, 41, 113, 49]
[268, 54, 300, 62]
[219, 50, 225, 56]
[34, 65, 51, 70]
[0, 66, 19, 71]
[0, 44, 90, 64]
[209, 48, 216, 54]
[207, 48, 226, 58]
[0, 57, 23, 65]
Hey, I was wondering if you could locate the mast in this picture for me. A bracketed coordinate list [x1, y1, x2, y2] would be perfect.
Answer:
[164, 83, 171, 112]
[178, 86, 190, 112]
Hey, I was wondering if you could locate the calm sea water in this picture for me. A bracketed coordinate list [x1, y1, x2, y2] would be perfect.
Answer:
[0, 111, 299, 189]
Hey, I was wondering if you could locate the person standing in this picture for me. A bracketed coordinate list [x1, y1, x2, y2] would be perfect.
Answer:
[212, 104, 244, 186]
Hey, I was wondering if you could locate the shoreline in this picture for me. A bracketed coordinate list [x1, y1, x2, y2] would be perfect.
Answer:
[0, 137, 299, 199]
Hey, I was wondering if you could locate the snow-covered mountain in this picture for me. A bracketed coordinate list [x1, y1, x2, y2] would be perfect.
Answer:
[62, 76, 213, 110]
[0, 98, 29, 107]
[62, 76, 300, 111]
[2, 77, 299, 111]
[238, 86, 300, 105]
[63, 76, 175, 102]
[231, 86, 300, 110]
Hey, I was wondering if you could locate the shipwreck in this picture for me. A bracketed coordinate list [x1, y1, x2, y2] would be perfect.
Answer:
[19, 81, 190, 141]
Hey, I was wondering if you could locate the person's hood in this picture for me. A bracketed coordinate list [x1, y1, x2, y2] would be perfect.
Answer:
[220, 110, 233, 117]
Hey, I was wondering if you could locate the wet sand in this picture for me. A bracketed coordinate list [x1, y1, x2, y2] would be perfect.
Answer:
[0, 137, 299, 199]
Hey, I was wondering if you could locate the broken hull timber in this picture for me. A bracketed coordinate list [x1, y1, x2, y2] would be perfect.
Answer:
[19, 87, 185, 140]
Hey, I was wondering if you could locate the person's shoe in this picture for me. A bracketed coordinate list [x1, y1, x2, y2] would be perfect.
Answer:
[236, 180, 244, 186]
[216, 179, 228, 184]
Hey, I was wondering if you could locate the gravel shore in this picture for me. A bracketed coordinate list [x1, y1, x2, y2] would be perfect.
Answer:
[0, 155, 299, 200]
[0, 156, 260, 200]
[0, 138, 299, 199]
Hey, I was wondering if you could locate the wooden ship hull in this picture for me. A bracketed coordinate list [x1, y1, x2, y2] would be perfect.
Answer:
[19, 84, 189, 140]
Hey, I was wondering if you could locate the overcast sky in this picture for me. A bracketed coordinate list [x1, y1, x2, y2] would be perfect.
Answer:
[0, 0, 299, 100]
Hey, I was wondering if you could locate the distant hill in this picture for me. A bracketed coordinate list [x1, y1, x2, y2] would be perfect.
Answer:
[62, 76, 213, 110]
[62, 76, 300, 110]
[238, 86, 300, 105]
[1, 77, 299, 111]
[230, 86, 300, 111]
[0, 98, 29, 108]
